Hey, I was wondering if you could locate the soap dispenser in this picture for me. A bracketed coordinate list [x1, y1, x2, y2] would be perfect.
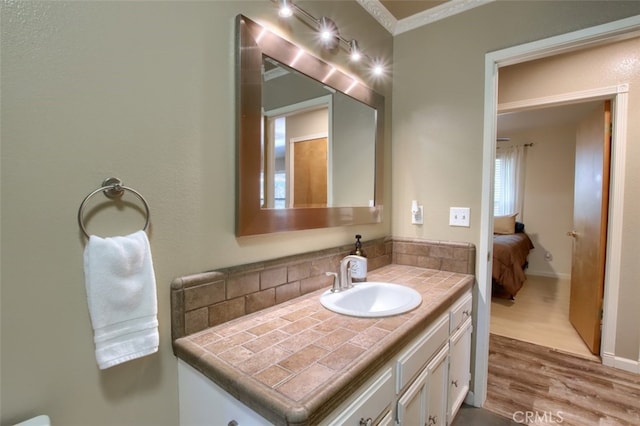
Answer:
[350, 234, 368, 282]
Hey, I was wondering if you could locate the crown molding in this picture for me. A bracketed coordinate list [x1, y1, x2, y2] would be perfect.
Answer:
[395, 0, 494, 34]
[356, 0, 398, 34]
[358, 0, 494, 36]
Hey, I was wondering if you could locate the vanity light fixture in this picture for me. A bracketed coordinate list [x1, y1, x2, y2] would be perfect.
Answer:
[372, 62, 385, 77]
[318, 17, 339, 49]
[277, 0, 293, 18]
[365, 57, 387, 80]
[273, 0, 388, 79]
[349, 40, 362, 62]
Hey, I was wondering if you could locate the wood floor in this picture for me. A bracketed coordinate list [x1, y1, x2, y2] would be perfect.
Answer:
[490, 274, 598, 360]
[487, 275, 640, 425]
[486, 334, 640, 426]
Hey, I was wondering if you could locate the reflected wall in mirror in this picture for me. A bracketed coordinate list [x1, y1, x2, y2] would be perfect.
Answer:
[236, 15, 384, 236]
[262, 57, 376, 209]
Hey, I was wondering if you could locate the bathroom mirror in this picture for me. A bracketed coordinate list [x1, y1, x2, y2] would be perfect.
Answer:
[236, 15, 384, 236]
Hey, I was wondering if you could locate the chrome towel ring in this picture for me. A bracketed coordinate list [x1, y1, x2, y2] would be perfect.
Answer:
[78, 177, 150, 239]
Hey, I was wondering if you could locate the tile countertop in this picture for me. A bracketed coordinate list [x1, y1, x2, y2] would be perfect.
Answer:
[173, 264, 474, 426]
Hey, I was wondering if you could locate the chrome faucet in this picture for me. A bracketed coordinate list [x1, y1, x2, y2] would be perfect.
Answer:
[339, 255, 363, 291]
[326, 255, 366, 292]
[325, 272, 340, 293]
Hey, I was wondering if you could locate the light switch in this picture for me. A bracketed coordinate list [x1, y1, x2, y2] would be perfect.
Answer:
[449, 207, 470, 227]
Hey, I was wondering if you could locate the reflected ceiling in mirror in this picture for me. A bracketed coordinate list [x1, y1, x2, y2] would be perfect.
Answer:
[236, 15, 384, 236]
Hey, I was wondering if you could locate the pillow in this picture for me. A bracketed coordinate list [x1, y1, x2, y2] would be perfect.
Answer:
[515, 221, 525, 233]
[494, 213, 518, 234]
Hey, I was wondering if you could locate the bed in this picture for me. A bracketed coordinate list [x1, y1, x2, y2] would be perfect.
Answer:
[492, 215, 534, 299]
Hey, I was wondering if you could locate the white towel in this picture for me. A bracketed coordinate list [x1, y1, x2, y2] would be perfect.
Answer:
[83, 230, 159, 369]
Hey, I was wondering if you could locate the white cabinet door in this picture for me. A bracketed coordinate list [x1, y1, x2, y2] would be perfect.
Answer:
[397, 344, 449, 426]
[378, 410, 393, 426]
[178, 360, 273, 426]
[396, 362, 428, 425]
[425, 345, 449, 426]
[448, 318, 472, 423]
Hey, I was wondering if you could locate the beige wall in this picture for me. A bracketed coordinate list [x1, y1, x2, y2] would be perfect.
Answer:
[0, 1, 392, 424]
[498, 36, 640, 361]
[393, 1, 640, 363]
[498, 125, 576, 278]
[3, 0, 640, 423]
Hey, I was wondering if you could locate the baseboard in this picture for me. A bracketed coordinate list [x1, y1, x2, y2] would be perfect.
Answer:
[464, 391, 476, 406]
[602, 352, 640, 374]
[526, 270, 571, 280]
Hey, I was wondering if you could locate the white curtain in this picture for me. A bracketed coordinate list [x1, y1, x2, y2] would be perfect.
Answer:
[495, 145, 526, 219]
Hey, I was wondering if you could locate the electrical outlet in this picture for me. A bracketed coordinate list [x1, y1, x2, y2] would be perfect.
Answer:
[411, 205, 424, 225]
[449, 207, 470, 227]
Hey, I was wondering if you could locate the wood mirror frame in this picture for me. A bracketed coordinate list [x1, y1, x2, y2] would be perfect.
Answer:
[235, 15, 385, 236]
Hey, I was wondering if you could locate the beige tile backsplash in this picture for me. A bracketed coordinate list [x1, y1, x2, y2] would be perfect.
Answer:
[171, 237, 475, 342]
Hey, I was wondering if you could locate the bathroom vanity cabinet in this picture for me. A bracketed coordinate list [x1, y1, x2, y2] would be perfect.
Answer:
[175, 266, 473, 426]
[178, 289, 472, 426]
[385, 290, 472, 426]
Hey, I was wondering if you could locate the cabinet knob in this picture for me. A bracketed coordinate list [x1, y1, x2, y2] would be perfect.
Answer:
[228, 422, 238, 426]
[427, 415, 438, 425]
[462, 309, 470, 317]
[359, 418, 372, 426]
[451, 379, 458, 387]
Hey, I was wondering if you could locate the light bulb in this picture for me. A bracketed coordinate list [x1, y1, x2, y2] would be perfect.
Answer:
[349, 40, 361, 62]
[278, 0, 293, 18]
[318, 17, 339, 48]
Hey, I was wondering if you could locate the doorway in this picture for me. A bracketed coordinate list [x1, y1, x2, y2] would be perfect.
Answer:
[474, 18, 638, 408]
[263, 104, 330, 209]
[490, 99, 612, 360]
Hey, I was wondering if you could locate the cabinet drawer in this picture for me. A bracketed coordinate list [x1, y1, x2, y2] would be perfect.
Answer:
[450, 291, 472, 333]
[395, 313, 449, 393]
[323, 367, 393, 426]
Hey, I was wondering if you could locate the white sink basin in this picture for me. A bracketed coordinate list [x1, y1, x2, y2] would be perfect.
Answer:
[320, 282, 422, 318]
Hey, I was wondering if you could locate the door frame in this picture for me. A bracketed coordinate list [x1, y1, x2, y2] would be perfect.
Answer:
[500, 89, 625, 355]
[474, 15, 640, 407]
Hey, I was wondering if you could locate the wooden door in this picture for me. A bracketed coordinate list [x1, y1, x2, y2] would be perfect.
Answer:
[569, 100, 611, 355]
[292, 137, 327, 207]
